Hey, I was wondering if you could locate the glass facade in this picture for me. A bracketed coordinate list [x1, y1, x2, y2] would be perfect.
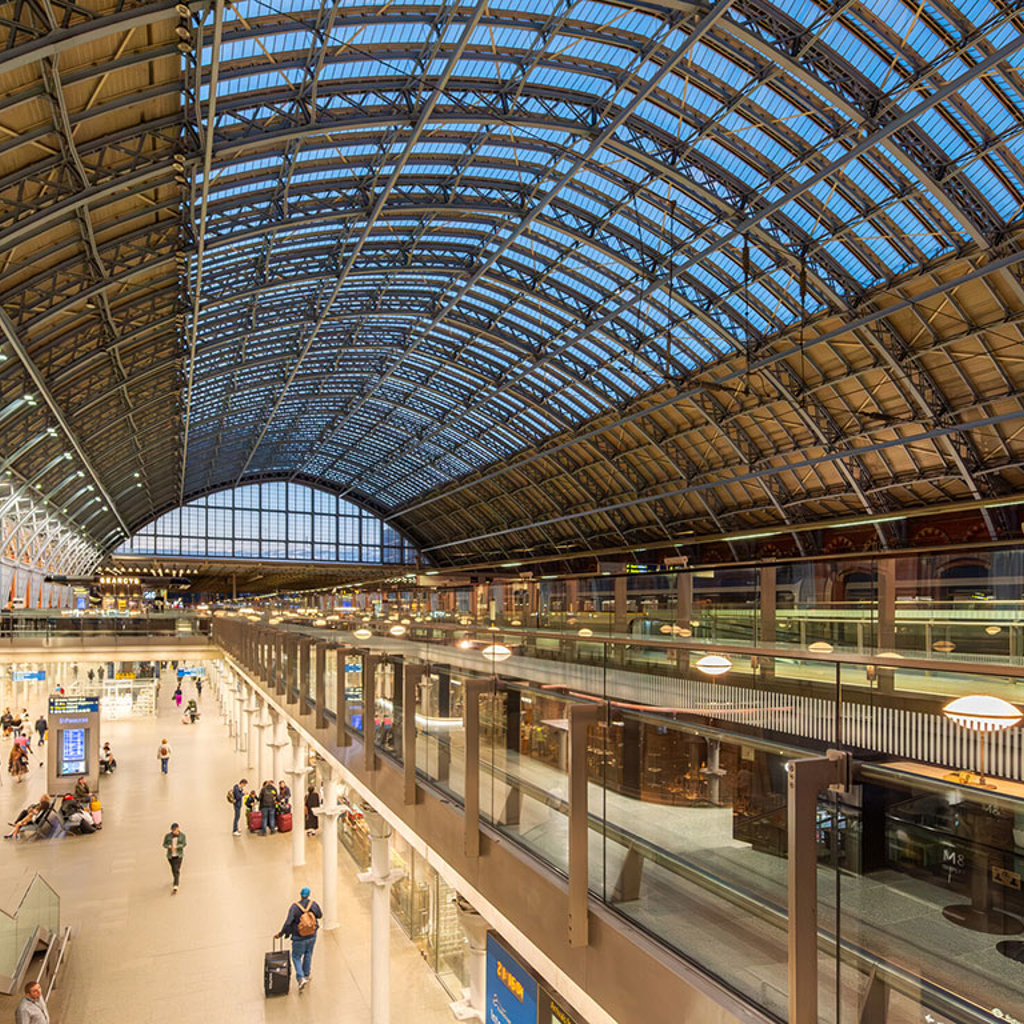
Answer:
[115, 481, 416, 564]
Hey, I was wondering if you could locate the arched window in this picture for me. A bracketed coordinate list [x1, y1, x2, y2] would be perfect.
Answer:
[115, 482, 417, 565]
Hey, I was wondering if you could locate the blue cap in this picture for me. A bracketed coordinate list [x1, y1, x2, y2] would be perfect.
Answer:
[300, 886, 310, 898]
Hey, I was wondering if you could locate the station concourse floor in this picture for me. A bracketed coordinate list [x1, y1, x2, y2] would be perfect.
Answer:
[0, 690, 456, 1024]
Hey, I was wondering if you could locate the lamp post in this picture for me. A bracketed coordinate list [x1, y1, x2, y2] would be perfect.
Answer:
[941, 694, 1023, 936]
[942, 694, 1021, 789]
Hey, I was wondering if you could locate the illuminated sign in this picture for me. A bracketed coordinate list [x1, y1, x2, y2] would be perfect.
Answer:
[177, 666, 206, 678]
[49, 696, 100, 715]
[486, 933, 537, 1024]
[99, 576, 140, 585]
[114, 671, 136, 680]
[13, 670, 45, 681]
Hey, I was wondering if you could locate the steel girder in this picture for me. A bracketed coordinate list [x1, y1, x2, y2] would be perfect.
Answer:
[0, 0, 1023, 566]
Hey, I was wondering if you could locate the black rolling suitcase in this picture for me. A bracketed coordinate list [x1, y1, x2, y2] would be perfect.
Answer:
[264, 935, 290, 996]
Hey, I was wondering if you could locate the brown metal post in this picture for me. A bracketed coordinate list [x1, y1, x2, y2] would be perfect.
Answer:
[336, 647, 351, 747]
[363, 652, 381, 772]
[568, 701, 601, 947]
[787, 751, 850, 1024]
[315, 642, 327, 729]
[274, 634, 285, 695]
[299, 639, 312, 715]
[760, 566, 776, 684]
[403, 662, 422, 805]
[287, 636, 299, 705]
[463, 678, 491, 859]
[877, 559, 896, 692]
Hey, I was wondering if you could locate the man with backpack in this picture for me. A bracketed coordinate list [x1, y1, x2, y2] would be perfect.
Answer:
[259, 780, 278, 835]
[157, 738, 171, 773]
[229, 777, 248, 835]
[276, 886, 322, 991]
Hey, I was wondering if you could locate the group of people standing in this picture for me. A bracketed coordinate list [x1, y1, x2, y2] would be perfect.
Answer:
[5, 708, 47, 782]
[230, 777, 322, 836]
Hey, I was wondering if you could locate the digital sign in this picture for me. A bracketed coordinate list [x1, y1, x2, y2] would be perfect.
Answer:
[13, 670, 45, 681]
[177, 666, 206, 678]
[49, 696, 100, 714]
[486, 933, 538, 1024]
[60, 727, 86, 776]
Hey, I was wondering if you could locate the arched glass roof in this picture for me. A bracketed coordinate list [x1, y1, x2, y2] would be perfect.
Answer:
[1, 0, 1024, 562]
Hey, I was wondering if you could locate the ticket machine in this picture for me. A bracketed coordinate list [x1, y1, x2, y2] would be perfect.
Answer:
[47, 695, 101, 796]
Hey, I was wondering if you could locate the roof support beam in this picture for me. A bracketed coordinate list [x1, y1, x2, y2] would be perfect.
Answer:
[180, 0, 225, 503]
[228, 0, 492, 485]
[0, 307, 128, 535]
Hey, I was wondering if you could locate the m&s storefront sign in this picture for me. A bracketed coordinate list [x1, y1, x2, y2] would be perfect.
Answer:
[486, 933, 538, 1024]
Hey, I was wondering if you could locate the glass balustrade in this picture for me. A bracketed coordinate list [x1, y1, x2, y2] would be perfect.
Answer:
[0, 875, 59, 991]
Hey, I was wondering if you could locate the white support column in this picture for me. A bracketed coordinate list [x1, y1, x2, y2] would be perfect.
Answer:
[286, 732, 311, 868]
[449, 898, 489, 1021]
[253, 699, 272, 784]
[270, 709, 288, 785]
[358, 809, 402, 1024]
[243, 694, 258, 767]
[317, 766, 343, 930]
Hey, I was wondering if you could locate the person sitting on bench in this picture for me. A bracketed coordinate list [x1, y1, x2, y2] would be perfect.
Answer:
[4, 794, 52, 839]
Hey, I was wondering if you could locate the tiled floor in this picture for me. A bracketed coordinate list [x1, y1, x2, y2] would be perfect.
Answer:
[0, 683, 456, 1023]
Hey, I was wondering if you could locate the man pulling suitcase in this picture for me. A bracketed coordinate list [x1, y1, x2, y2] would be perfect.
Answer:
[274, 886, 323, 993]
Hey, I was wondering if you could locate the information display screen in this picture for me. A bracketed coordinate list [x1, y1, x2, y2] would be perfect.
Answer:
[59, 727, 87, 776]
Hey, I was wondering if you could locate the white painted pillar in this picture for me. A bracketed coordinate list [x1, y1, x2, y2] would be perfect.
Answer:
[253, 699, 271, 784]
[318, 766, 342, 931]
[358, 808, 402, 1024]
[243, 695, 258, 767]
[286, 733, 310, 868]
[270, 710, 288, 785]
[450, 899, 489, 1021]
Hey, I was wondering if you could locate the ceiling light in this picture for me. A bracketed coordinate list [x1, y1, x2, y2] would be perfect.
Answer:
[353, 627, 372, 640]
[481, 644, 512, 663]
[389, 625, 406, 636]
[986, 626, 1003, 636]
[578, 628, 593, 637]
[808, 641, 834, 654]
[932, 640, 956, 653]
[695, 654, 731, 677]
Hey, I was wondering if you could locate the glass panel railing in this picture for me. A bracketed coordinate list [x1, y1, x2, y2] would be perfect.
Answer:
[0, 875, 59, 988]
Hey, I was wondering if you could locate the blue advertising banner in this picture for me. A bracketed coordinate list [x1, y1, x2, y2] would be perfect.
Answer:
[177, 666, 206, 678]
[13, 670, 45, 681]
[486, 933, 538, 1024]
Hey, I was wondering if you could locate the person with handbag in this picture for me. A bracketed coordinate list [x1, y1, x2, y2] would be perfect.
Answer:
[275, 886, 322, 991]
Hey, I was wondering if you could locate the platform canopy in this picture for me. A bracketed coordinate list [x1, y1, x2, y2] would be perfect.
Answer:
[2, 0, 1024, 570]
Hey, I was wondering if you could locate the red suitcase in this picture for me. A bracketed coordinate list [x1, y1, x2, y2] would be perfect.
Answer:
[248, 810, 263, 833]
[277, 811, 292, 833]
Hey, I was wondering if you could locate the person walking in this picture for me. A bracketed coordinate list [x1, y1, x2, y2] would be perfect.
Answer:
[157, 738, 171, 774]
[195, 677, 203, 699]
[259, 780, 278, 835]
[34, 714, 46, 747]
[276, 886, 322, 992]
[231, 777, 248, 835]
[162, 822, 186, 893]
[304, 783, 320, 835]
[173, 684, 182, 709]
[14, 979, 49, 1024]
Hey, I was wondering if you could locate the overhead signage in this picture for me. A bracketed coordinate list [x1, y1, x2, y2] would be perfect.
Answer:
[13, 670, 45, 681]
[344, 663, 362, 673]
[49, 696, 100, 715]
[114, 671, 136, 680]
[177, 666, 206, 678]
[486, 933, 538, 1024]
